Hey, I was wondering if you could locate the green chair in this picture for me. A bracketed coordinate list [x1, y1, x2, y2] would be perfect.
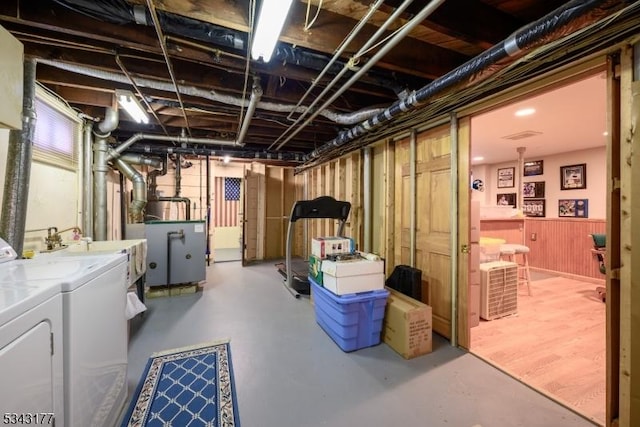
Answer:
[590, 233, 606, 301]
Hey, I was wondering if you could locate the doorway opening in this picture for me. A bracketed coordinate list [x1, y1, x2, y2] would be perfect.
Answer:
[468, 71, 608, 425]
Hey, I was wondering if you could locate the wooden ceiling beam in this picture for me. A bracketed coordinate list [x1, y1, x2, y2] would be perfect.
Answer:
[124, 0, 469, 79]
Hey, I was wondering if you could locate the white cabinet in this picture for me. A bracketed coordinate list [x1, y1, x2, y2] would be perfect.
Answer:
[0, 25, 23, 130]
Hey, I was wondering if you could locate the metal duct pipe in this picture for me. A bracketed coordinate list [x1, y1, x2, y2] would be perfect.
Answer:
[236, 78, 263, 146]
[307, 0, 618, 161]
[516, 146, 526, 213]
[118, 153, 163, 169]
[148, 154, 168, 199]
[96, 107, 118, 136]
[113, 157, 147, 223]
[0, 59, 37, 255]
[82, 120, 94, 238]
[36, 59, 382, 125]
[93, 107, 119, 241]
[274, 0, 442, 151]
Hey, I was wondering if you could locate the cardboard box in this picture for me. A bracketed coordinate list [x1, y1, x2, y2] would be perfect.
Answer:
[308, 255, 323, 285]
[320, 258, 384, 276]
[311, 237, 354, 258]
[322, 272, 385, 295]
[382, 287, 432, 359]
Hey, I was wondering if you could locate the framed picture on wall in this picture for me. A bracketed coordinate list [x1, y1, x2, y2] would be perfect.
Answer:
[522, 199, 545, 217]
[523, 181, 545, 198]
[497, 193, 517, 207]
[560, 163, 587, 190]
[523, 160, 544, 176]
[559, 199, 589, 218]
[497, 167, 515, 188]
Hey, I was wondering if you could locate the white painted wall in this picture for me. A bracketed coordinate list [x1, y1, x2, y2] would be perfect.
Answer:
[0, 129, 83, 252]
[473, 146, 606, 219]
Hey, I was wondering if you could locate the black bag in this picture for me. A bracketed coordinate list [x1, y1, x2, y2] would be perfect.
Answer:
[385, 265, 422, 301]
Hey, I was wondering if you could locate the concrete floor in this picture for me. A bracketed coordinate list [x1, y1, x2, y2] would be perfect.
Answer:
[125, 261, 597, 427]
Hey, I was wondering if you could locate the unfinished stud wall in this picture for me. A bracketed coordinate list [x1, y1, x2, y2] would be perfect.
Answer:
[302, 152, 363, 251]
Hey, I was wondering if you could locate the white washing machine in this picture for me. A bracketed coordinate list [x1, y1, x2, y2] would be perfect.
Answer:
[0, 240, 128, 427]
[0, 279, 64, 425]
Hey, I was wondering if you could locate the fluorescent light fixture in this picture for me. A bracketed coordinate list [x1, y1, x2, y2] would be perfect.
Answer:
[116, 90, 149, 124]
[472, 156, 484, 162]
[251, 0, 294, 62]
[514, 107, 536, 117]
[603, 131, 609, 136]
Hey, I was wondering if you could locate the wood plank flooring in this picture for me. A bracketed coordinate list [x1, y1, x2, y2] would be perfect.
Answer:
[471, 275, 606, 425]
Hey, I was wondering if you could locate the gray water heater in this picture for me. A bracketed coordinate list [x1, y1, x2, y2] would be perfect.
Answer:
[129, 220, 206, 286]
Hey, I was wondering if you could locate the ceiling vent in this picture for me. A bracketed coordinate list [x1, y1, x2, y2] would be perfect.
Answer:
[501, 130, 542, 140]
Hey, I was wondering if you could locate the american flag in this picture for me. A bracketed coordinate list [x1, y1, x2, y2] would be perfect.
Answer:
[214, 177, 240, 227]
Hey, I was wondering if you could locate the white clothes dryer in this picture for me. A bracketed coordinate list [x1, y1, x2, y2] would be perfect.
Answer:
[0, 243, 128, 427]
[0, 280, 64, 426]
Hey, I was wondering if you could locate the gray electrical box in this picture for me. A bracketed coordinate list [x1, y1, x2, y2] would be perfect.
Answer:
[128, 220, 206, 286]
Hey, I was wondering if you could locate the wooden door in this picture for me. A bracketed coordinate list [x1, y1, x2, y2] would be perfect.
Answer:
[456, 117, 472, 349]
[395, 125, 453, 338]
[243, 169, 259, 265]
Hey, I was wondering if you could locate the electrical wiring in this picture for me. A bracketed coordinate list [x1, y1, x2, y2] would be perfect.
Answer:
[304, 0, 324, 32]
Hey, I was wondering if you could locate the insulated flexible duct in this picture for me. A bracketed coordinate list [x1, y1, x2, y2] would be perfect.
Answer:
[36, 59, 384, 126]
[306, 0, 623, 162]
[0, 59, 37, 255]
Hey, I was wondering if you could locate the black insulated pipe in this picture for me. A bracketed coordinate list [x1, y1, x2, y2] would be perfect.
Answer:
[306, 0, 623, 161]
[126, 145, 305, 163]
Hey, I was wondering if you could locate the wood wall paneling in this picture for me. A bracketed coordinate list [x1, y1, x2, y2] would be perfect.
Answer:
[525, 218, 606, 280]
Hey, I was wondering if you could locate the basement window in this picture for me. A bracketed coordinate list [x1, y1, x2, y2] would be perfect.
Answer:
[32, 85, 81, 171]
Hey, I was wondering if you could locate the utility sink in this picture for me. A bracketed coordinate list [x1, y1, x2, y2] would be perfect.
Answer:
[44, 239, 147, 287]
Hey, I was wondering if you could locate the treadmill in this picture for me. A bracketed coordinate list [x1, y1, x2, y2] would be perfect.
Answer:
[277, 196, 351, 298]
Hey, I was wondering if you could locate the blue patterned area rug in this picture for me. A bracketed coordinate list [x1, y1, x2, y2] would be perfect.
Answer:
[121, 340, 240, 426]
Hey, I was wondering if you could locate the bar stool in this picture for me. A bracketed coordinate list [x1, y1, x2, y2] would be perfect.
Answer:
[500, 243, 532, 296]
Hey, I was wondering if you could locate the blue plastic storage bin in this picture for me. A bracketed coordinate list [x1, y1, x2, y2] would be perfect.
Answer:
[310, 278, 389, 352]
